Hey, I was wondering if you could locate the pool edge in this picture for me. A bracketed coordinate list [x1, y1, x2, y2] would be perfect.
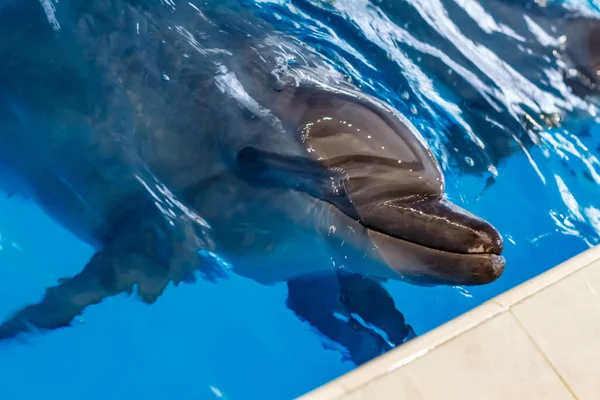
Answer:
[299, 244, 600, 399]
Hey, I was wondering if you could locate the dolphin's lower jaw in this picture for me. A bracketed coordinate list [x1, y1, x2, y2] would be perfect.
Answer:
[366, 228, 506, 286]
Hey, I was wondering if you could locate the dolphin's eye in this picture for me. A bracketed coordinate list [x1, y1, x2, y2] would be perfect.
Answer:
[295, 90, 444, 199]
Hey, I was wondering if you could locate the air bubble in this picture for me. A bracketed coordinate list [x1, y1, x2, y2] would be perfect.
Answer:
[464, 156, 474, 167]
[161, 74, 170, 81]
[454, 286, 472, 298]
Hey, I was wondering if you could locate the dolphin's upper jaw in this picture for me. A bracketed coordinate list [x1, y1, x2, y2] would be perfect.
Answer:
[357, 196, 504, 256]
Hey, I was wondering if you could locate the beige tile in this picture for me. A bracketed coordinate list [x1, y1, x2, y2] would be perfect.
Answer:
[583, 257, 600, 290]
[351, 312, 573, 400]
[336, 390, 367, 400]
[340, 373, 423, 400]
[335, 301, 504, 392]
[494, 244, 600, 309]
[512, 265, 600, 400]
[305, 248, 600, 400]
[297, 382, 346, 400]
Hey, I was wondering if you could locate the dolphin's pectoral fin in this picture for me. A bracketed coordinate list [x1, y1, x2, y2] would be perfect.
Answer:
[286, 271, 415, 365]
[0, 211, 218, 342]
[337, 273, 416, 344]
[0, 248, 167, 342]
[236, 145, 354, 206]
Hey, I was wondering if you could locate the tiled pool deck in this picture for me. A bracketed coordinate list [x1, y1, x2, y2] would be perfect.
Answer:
[301, 245, 600, 400]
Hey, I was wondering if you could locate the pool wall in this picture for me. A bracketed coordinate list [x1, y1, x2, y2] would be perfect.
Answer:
[301, 245, 600, 399]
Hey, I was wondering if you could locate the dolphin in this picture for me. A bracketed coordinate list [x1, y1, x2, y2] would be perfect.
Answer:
[472, 0, 600, 97]
[562, 17, 600, 96]
[0, 0, 504, 341]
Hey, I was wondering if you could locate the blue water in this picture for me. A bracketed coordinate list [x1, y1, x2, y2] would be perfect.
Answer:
[1, 0, 600, 399]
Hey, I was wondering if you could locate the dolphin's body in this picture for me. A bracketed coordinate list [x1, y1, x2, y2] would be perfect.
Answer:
[0, 0, 504, 341]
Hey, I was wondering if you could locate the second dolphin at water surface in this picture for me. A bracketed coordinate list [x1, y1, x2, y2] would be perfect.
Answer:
[480, 0, 600, 96]
[0, 0, 507, 340]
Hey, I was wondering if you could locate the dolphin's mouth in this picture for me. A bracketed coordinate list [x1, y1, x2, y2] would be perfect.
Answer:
[342, 196, 506, 286]
[360, 221, 506, 286]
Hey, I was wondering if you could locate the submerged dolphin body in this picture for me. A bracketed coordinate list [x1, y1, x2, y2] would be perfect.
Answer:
[0, 0, 504, 341]
[477, 0, 600, 97]
[563, 18, 600, 96]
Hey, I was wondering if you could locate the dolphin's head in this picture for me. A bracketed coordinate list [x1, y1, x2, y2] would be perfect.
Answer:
[235, 79, 505, 286]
